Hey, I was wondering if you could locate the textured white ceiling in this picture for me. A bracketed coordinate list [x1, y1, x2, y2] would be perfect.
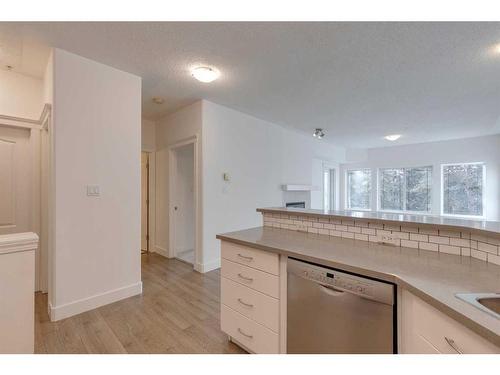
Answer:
[1, 22, 500, 148]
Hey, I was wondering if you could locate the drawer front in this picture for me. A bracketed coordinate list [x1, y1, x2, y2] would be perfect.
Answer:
[221, 241, 279, 275]
[221, 304, 279, 354]
[221, 277, 279, 332]
[407, 291, 499, 354]
[221, 258, 279, 298]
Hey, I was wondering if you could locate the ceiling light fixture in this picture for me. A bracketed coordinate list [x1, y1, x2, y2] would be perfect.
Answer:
[384, 134, 402, 141]
[191, 66, 219, 83]
[313, 128, 325, 139]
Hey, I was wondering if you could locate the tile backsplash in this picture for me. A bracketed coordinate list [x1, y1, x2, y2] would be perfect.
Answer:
[262, 212, 500, 266]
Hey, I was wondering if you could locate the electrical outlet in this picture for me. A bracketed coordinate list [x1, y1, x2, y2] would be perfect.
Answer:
[86, 185, 100, 197]
[379, 234, 398, 246]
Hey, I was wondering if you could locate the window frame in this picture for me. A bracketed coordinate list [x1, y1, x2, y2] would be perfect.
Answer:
[345, 168, 372, 211]
[440, 162, 486, 219]
[377, 166, 433, 215]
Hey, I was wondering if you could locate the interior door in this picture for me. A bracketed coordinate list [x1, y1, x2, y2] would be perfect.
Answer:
[141, 152, 149, 252]
[0, 126, 32, 235]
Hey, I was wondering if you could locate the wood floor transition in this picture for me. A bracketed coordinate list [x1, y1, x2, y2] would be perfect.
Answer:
[35, 253, 246, 354]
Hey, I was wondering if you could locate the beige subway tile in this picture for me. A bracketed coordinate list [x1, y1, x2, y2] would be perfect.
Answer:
[297, 226, 307, 233]
[419, 242, 438, 252]
[341, 232, 355, 239]
[461, 247, 471, 257]
[418, 227, 438, 235]
[368, 222, 384, 229]
[487, 253, 500, 266]
[354, 220, 369, 228]
[362, 228, 376, 235]
[289, 215, 298, 220]
[401, 225, 419, 233]
[439, 245, 461, 255]
[280, 214, 289, 219]
[478, 241, 498, 255]
[470, 240, 478, 249]
[318, 228, 329, 235]
[307, 227, 319, 234]
[391, 232, 409, 240]
[368, 235, 379, 243]
[304, 221, 313, 227]
[348, 226, 361, 233]
[471, 249, 487, 261]
[312, 222, 324, 229]
[323, 223, 335, 230]
[377, 229, 392, 236]
[450, 238, 470, 248]
[354, 233, 369, 242]
[342, 219, 355, 226]
[384, 224, 401, 232]
[401, 239, 419, 249]
[336, 224, 348, 231]
[461, 232, 471, 239]
[410, 233, 428, 242]
[272, 223, 280, 228]
[318, 218, 330, 224]
[329, 230, 342, 237]
[429, 235, 449, 245]
[439, 230, 461, 238]
[330, 219, 343, 225]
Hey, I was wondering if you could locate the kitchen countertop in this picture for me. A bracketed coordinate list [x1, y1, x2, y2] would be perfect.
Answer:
[216, 226, 500, 347]
[257, 207, 500, 238]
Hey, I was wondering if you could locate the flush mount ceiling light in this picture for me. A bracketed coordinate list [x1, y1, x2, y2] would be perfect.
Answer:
[384, 134, 402, 141]
[313, 128, 325, 139]
[152, 97, 165, 104]
[191, 66, 220, 83]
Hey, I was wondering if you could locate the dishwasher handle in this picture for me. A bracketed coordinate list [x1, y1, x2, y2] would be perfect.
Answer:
[318, 283, 345, 297]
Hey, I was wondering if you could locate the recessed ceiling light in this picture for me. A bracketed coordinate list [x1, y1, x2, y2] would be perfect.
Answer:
[384, 134, 401, 141]
[152, 97, 164, 104]
[492, 43, 500, 54]
[191, 66, 219, 83]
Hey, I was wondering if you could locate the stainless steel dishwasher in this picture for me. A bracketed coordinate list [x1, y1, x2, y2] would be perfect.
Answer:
[287, 258, 396, 354]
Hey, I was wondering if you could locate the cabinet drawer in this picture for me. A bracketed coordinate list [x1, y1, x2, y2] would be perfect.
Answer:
[221, 258, 279, 298]
[221, 241, 279, 275]
[221, 277, 279, 332]
[221, 304, 279, 354]
[405, 290, 499, 354]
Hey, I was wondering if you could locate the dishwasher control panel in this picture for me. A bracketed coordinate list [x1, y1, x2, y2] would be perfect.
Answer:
[288, 258, 394, 305]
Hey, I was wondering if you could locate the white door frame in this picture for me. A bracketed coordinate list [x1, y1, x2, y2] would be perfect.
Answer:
[168, 135, 200, 269]
[140, 149, 156, 254]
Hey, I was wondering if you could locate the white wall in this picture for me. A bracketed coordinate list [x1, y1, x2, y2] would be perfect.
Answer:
[201, 100, 345, 271]
[141, 119, 156, 151]
[340, 135, 500, 221]
[0, 69, 44, 119]
[174, 143, 195, 254]
[155, 101, 202, 258]
[50, 49, 142, 320]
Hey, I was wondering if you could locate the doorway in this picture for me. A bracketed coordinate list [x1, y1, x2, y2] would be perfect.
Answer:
[141, 152, 150, 253]
[172, 143, 195, 265]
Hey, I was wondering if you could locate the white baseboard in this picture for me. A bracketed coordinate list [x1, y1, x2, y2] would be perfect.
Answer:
[153, 245, 169, 258]
[195, 258, 221, 273]
[49, 281, 143, 321]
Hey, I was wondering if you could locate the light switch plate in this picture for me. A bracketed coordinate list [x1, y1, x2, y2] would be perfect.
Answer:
[86, 185, 100, 197]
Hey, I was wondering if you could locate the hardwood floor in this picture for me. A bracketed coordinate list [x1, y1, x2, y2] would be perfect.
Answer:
[35, 253, 246, 354]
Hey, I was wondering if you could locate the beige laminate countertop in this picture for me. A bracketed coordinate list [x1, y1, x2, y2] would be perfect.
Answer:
[257, 207, 500, 238]
[216, 226, 500, 347]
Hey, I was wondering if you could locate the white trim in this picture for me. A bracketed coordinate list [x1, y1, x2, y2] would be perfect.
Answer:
[49, 281, 143, 321]
[0, 104, 52, 130]
[168, 135, 200, 270]
[153, 245, 169, 258]
[0, 232, 39, 255]
[194, 258, 220, 273]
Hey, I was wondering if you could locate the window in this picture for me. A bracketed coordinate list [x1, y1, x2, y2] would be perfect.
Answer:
[323, 167, 335, 211]
[379, 167, 432, 213]
[346, 169, 371, 210]
[442, 163, 485, 217]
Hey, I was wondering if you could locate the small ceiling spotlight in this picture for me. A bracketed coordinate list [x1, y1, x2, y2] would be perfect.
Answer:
[152, 97, 165, 104]
[313, 128, 325, 139]
[191, 66, 220, 83]
[384, 134, 401, 141]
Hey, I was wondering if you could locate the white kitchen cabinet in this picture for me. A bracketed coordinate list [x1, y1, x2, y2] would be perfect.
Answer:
[220, 241, 283, 353]
[401, 289, 499, 354]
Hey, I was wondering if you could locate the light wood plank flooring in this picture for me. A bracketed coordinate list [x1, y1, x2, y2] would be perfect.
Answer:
[35, 253, 246, 354]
